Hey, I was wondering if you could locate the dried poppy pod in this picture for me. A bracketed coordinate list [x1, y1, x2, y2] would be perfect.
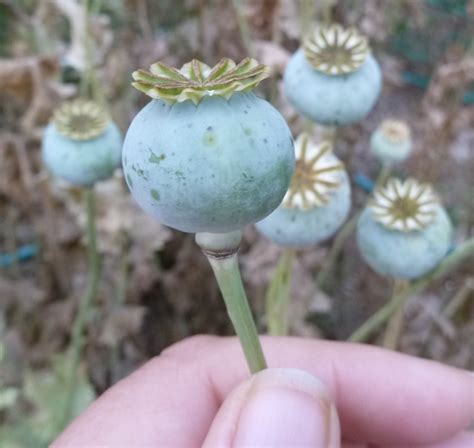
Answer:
[122, 58, 295, 233]
[370, 119, 412, 165]
[42, 100, 122, 186]
[357, 178, 452, 279]
[284, 24, 382, 126]
[256, 133, 351, 247]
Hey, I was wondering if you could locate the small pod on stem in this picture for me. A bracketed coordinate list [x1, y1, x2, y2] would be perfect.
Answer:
[122, 58, 296, 372]
[315, 120, 413, 289]
[357, 178, 453, 349]
[370, 119, 412, 167]
[284, 24, 382, 126]
[256, 133, 351, 334]
[357, 178, 452, 280]
[257, 132, 351, 247]
[43, 100, 122, 186]
[42, 99, 122, 428]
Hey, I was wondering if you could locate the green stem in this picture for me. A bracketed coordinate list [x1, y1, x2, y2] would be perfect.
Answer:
[382, 279, 409, 349]
[266, 247, 296, 336]
[316, 210, 360, 288]
[300, 0, 313, 38]
[321, 0, 333, 25]
[231, 0, 254, 57]
[196, 231, 267, 373]
[443, 277, 474, 318]
[80, 0, 103, 103]
[316, 164, 391, 289]
[376, 163, 391, 188]
[349, 238, 474, 343]
[61, 188, 101, 428]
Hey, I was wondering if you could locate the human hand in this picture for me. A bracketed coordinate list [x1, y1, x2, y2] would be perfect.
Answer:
[54, 336, 474, 447]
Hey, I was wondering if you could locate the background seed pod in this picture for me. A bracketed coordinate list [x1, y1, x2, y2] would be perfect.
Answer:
[284, 49, 382, 126]
[356, 205, 453, 279]
[370, 120, 412, 165]
[42, 121, 123, 187]
[256, 149, 351, 247]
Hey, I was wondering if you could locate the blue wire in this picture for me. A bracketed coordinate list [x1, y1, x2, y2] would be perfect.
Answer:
[0, 243, 39, 267]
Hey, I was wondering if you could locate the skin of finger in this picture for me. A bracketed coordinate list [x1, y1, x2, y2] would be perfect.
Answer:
[342, 431, 474, 448]
[424, 431, 474, 448]
[203, 368, 340, 447]
[53, 338, 221, 447]
[197, 336, 474, 445]
[54, 335, 474, 447]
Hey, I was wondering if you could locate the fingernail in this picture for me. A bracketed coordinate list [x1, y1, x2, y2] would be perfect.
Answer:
[232, 368, 340, 447]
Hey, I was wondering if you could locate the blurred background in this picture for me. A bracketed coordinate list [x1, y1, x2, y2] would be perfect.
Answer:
[0, 0, 473, 445]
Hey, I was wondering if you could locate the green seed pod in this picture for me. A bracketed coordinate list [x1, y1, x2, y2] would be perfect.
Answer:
[256, 133, 351, 247]
[42, 100, 122, 186]
[284, 24, 382, 126]
[357, 178, 452, 279]
[123, 58, 295, 233]
[370, 119, 412, 165]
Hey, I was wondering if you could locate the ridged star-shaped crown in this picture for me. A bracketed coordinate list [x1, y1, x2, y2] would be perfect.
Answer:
[53, 99, 109, 141]
[132, 58, 270, 105]
[303, 24, 369, 75]
[282, 133, 344, 210]
[370, 178, 438, 232]
[379, 119, 411, 144]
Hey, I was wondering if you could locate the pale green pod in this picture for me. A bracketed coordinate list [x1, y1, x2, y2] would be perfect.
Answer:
[256, 134, 351, 247]
[357, 178, 452, 279]
[122, 58, 295, 234]
[284, 24, 382, 126]
[42, 100, 122, 187]
[370, 119, 412, 165]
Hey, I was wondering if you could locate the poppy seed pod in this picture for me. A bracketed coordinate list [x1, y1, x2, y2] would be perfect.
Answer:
[256, 133, 351, 247]
[284, 24, 382, 126]
[357, 178, 452, 279]
[370, 119, 412, 165]
[122, 58, 295, 233]
[42, 100, 122, 186]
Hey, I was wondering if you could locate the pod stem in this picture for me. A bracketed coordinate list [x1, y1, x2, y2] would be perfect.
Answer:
[265, 247, 296, 336]
[348, 238, 474, 343]
[382, 279, 409, 349]
[80, 0, 103, 104]
[61, 187, 101, 428]
[316, 163, 391, 289]
[231, 0, 254, 57]
[196, 231, 267, 373]
[316, 210, 360, 289]
[375, 163, 391, 188]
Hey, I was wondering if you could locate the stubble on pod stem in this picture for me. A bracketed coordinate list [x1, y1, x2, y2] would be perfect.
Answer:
[196, 231, 242, 259]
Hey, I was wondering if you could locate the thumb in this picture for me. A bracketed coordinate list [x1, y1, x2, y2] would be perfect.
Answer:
[204, 368, 340, 447]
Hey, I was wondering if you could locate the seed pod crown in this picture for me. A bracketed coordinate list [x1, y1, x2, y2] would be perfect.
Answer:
[53, 99, 109, 141]
[303, 24, 369, 75]
[370, 178, 438, 232]
[379, 119, 411, 144]
[132, 58, 270, 105]
[282, 133, 344, 210]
